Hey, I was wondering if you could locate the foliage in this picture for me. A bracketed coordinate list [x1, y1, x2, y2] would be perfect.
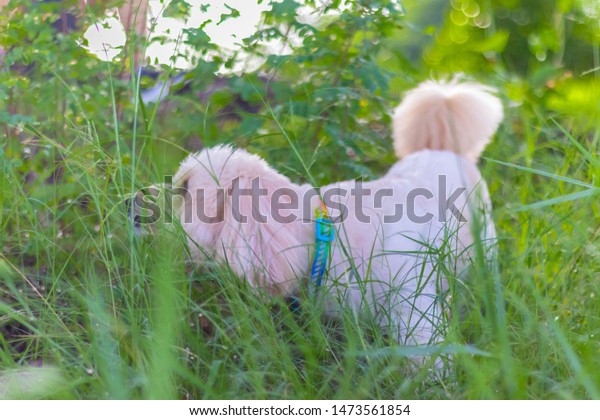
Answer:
[1, 0, 599, 399]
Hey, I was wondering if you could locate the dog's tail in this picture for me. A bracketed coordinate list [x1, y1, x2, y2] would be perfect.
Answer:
[392, 79, 503, 161]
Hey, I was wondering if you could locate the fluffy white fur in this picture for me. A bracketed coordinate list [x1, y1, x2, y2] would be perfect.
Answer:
[172, 79, 503, 349]
[393, 80, 503, 161]
[173, 147, 314, 295]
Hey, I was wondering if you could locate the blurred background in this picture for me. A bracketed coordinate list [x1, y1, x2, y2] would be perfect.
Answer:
[1, 0, 598, 182]
[1, 0, 599, 399]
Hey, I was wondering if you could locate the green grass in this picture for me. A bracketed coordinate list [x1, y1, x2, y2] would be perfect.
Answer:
[1, 86, 599, 399]
[1, 0, 599, 399]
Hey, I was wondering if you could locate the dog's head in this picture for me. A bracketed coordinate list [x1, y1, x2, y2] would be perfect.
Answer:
[125, 184, 175, 235]
[128, 146, 314, 296]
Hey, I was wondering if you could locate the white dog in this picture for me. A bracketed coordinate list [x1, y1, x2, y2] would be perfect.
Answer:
[168, 79, 503, 352]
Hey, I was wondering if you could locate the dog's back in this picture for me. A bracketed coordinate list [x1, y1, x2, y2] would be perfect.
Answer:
[322, 79, 503, 347]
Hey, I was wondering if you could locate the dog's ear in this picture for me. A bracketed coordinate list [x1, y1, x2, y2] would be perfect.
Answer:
[174, 146, 312, 295]
[214, 174, 311, 295]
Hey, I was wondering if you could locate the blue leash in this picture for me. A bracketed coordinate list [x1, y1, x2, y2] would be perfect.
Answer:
[288, 203, 334, 312]
[309, 202, 334, 291]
